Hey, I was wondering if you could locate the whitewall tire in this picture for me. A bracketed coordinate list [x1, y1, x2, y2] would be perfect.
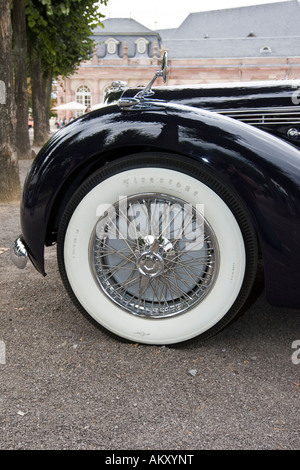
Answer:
[57, 154, 258, 345]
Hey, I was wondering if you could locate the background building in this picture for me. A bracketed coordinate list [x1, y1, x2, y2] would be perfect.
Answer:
[57, 18, 162, 119]
[57, 1, 300, 120]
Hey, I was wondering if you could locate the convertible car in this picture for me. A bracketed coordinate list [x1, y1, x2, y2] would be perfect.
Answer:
[11, 53, 300, 345]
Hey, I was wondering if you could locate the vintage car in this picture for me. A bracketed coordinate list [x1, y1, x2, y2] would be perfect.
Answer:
[11, 53, 300, 345]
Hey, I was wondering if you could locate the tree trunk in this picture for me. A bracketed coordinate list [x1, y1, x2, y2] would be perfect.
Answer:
[0, 0, 21, 202]
[29, 46, 51, 147]
[44, 66, 53, 134]
[12, 0, 31, 160]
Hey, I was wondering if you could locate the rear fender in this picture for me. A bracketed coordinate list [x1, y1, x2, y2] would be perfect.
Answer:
[21, 102, 300, 306]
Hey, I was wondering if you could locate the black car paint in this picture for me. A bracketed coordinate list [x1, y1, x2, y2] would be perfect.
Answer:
[20, 91, 300, 309]
[108, 82, 300, 147]
[148, 82, 300, 112]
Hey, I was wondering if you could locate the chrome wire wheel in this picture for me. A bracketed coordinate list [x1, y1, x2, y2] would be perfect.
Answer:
[58, 154, 258, 345]
[90, 194, 220, 319]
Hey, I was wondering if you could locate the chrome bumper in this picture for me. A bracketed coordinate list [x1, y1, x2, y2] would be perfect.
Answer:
[10, 236, 28, 269]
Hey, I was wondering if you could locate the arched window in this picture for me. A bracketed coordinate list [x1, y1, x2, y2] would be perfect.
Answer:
[260, 45, 272, 54]
[135, 38, 149, 55]
[75, 85, 91, 116]
[105, 38, 120, 55]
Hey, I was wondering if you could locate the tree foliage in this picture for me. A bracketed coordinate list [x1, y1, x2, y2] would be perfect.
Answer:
[26, 0, 107, 79]
[25, 0, 107, 145]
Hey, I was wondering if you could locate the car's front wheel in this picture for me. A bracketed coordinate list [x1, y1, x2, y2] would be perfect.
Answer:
[57, 154, 258, 345]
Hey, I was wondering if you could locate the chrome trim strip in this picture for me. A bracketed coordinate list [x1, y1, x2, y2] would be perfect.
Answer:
[217, 107, 300, 126]
[217, 106, 300, 114]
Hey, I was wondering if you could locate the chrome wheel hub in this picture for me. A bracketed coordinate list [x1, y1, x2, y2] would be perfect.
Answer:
[138, 251, 164, 278]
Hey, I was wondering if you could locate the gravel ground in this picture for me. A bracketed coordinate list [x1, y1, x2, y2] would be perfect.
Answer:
[0, 158, 299, 451]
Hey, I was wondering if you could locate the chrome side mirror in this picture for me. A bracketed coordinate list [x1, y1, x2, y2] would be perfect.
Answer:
[118, 52, 168, 109]
[160, 51, 168, 83]
[136, 52, 168, 99]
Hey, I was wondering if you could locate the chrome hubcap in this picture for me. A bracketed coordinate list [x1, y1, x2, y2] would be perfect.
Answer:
[137, 252, 164, 277]
[90, 194, 219, 319]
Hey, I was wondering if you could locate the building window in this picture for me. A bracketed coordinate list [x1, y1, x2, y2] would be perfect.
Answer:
[106, 38, 120, 55]
[75, 85, 91, 116]
[135, 38, 149, 55]
[260, 45, 272, 54]
[107, 39, 116, 54]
